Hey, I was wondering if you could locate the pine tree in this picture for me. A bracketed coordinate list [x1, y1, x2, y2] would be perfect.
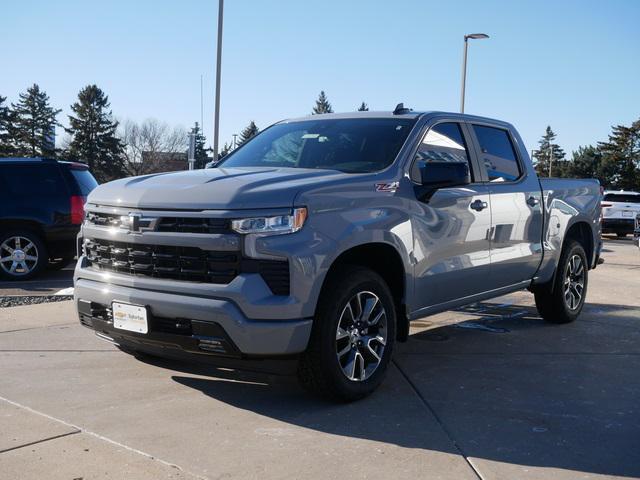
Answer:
[357, 102, 369, 111]
[238, 121, 259, 145]
[312, 91, 333, 115]
[66, 85, 126, 182]
[11, 84, 61, 157]
[218, 142, 232, 160]
[190, 122, 210, 168]
[565, 146, 604, 181]
[0, 95, 14, 156]
[597, 121, 640, 190]
[533, 126, 566, 177]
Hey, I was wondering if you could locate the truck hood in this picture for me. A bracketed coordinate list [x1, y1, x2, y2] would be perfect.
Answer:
[87, 167, 348, 210]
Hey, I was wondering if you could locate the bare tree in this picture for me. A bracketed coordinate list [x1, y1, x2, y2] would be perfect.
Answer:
[119, 119, 187, 175]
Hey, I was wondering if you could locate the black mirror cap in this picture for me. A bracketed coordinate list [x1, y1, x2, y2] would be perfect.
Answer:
[419, 161, 471, 188]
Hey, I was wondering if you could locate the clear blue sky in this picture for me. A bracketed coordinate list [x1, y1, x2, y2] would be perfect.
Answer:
[1, 0, 638, 156]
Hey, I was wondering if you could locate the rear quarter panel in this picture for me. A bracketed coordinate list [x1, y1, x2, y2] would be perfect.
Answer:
[536, 178, 601, 283]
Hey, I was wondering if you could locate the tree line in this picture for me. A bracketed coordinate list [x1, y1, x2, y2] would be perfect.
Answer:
[2, 85, 637, 190]
[532, 121, 640, 190]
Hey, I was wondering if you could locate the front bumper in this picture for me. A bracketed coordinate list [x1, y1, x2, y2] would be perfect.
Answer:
[74, 278, 312, 358]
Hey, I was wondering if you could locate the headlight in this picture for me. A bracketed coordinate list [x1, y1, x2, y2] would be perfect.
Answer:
[231, 207, 307, 235]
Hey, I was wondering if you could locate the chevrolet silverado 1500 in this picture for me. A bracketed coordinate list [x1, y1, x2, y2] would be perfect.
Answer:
[74, 109, 601, 400]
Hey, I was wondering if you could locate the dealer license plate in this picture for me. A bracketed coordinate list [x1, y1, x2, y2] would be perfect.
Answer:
[622, 211, 633, 217]
[112, 302, 148, 334]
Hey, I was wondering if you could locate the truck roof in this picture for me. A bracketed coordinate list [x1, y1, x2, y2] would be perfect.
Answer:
[280, 110, 513, 129]
[0, 157, 89, 169]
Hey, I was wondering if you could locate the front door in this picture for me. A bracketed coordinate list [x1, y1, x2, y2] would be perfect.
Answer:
[410, 121, 493, 312]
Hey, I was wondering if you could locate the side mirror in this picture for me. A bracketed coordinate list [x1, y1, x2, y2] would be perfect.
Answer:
[418, 161, 471, 189]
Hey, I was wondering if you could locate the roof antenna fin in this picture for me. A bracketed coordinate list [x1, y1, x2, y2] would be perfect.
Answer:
[393, 103, 412, 115]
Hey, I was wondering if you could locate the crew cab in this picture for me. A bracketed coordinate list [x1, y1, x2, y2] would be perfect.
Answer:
[0, 158, 98, 279]
[74, 110, 601, 400]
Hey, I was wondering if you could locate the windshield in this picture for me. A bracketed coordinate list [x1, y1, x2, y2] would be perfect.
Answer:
[218, 118, 416, 173]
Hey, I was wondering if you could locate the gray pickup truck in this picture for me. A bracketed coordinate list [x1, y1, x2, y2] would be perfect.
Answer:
[74, 109, 601, 400]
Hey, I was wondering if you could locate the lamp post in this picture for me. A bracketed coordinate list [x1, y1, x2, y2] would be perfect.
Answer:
[460, 33, 489, 113]
[212, 0, 224, 161]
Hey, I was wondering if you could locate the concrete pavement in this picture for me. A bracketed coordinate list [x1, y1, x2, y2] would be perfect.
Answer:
[1, 238, 639, 479]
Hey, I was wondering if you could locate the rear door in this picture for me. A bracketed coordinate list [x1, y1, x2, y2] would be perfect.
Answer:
[410, 120, 493, 310]
[0, 162, 71, 225]
[467, 123, 544, 288]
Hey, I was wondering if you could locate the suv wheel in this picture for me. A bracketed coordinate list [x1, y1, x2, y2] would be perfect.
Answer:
[534, 240, 588, 324]
[0, 230, 47, 280]
[298, 266, 396, 401]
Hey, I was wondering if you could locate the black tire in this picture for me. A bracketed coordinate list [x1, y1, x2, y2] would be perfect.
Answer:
[534, 240, 588, 324]
[298, 266, 396, 401]
[0, 229, 48, 281]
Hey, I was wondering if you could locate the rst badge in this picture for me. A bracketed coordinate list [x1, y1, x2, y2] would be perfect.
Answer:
[375, 182, 399, 193]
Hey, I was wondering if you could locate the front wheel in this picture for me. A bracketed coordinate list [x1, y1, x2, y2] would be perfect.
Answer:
[298, 266, 396, 401]
[534, 240, 588, 324]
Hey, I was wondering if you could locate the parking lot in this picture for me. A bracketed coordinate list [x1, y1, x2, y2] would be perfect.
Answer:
[1, 237, 638, 479]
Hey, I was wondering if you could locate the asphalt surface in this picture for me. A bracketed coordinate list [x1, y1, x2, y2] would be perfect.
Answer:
[0, 260, 74, 296]
[0, 237, 639, 479]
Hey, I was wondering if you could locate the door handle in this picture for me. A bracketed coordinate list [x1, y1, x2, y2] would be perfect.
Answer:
[527, 196, 540, 207]
[470, 199, 488, 211]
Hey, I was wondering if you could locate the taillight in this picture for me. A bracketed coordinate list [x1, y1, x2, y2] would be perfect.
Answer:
[601, 203, 612, 208]
[71, 195, 86, 225]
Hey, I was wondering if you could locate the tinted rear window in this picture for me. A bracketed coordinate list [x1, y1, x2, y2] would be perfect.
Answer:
[472, 125, 521, 182]
[603, 194, 640, 203]
[0, 163, 67, 197]
[70, 168, 99, 195]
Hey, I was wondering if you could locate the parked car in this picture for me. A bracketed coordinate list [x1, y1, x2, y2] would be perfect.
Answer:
[601, 190, 640, 237]
[0, 158, 98, 280]
[74, 110, 601, 400]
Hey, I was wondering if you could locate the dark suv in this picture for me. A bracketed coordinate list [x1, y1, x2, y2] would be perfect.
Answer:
[0, 158, 98, 280]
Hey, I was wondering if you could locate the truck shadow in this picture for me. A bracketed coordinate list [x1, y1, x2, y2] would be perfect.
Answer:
[140, 301, 640, 478]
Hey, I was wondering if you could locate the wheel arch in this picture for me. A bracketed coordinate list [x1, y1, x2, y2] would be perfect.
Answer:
[564, 221, 594, 267]
[317, 242, 410, 342]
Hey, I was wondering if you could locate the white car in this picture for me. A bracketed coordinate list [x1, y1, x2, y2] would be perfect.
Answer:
[601, 190, 640, 237]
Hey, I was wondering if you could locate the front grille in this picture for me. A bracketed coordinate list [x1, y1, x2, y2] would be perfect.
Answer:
[84, 238, 290, 294]
[157, 217, 229, 234]
[86, 212, 231, 234]
[86, 211, 122, 227]
[85, 238, 239, 284]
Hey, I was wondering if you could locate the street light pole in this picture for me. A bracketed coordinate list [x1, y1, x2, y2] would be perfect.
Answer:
[212, 0, 224, 161]
[460, 33, 489, 113]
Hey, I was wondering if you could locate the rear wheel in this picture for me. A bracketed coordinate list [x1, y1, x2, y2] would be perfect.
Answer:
[298, 266, 396, 401]
[0, 230, 47, 280]
[534, 240, 588, 324]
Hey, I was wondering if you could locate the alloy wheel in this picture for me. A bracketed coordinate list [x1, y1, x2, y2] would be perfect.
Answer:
[0, 236, 39, 277]
[335, 291, 387, 382]
[563, 254, 585, 310]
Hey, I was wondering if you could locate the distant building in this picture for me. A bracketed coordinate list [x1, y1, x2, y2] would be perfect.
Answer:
[140, 151, 188, 174]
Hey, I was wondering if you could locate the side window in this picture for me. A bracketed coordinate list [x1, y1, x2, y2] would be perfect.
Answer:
[412, 122, 473, 180]
[1, 164, 67, 197]
[472, 125, 521, 182]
